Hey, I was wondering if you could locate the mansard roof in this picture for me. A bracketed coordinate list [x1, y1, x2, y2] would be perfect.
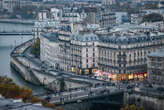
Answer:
[72, 33, 99, 42]
[99, 33, 164, 45]
[41, 32, 59, 42]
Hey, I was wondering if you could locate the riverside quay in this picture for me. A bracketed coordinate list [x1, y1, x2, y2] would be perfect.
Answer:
[40, 26, 164, 81]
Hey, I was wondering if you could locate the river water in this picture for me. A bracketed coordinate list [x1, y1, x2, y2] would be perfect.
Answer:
[0, 22, 32, 32]
[0, 22, 46, 93]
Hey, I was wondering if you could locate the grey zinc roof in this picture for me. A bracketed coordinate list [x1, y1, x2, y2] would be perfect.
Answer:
[148, 49, 164, 58]
[110, 24, 153, 32]
[100, 34, 164, 45]
[41, 32, 59, 42]
[72, 33, 99, 42]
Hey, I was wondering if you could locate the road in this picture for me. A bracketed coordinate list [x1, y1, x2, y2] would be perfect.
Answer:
[40, 84, 122, 104]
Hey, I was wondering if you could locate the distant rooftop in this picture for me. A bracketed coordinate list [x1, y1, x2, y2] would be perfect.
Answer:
[110, 24, 153, 32]
[34, 20, 60, 28]
[148, 49, 164, 58]
[41, 32, 59, 42]
[100, 24, 164, 45]
[100, 33, 164, 45]
[72, 33, 99, 42]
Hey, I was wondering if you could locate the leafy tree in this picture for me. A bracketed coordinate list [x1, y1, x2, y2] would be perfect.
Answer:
[120, 105, 145, 110]
[30, 38, 40, 57]
[41, 100, 56, 109]
[57, 108, 65, 110]
[0, 76, 57, 109]
[142, 13, 163, 22]
[58, 78, 66, 92]
[31, 96, 40, 103]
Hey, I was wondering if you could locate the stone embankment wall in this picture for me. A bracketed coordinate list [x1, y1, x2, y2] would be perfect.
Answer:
[10, 56, 41, 85]
[10, 39, 41, 85]
[10, 39, 89, 91]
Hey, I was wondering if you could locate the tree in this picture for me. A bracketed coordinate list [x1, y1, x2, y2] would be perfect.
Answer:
[142, 13, 163, 22]
[30, 38, 40, 57]
[0, 76, 57, 109]
[31, 96, 40, 103]
[58, 78, 66, 92]
[120, 105, 145, 110]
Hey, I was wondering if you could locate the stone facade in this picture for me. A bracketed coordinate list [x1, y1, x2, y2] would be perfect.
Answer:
[124, 88, 164, 110]
[40, 32, 59, 68]
[147, 49, 164, 88]
[98, 7, 116, 28]
[40, 26, 164, 76]
[98, 33, 164, 75]
[0, 0, 3, 9]
[40, 32, 99, 74]
[2, 0, 20, 12]
[102, 0, 116, 5]
[70, 33, 99, 74]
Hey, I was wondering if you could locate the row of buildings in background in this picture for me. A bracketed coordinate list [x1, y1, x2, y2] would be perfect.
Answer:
[34, 19, 164, 81]
[0, 0, 43, 12]
[1, 0, 164, 20]
[37, 6, 126, 27]
[31, 1, 164, 81]
[37, 6, 164, 29]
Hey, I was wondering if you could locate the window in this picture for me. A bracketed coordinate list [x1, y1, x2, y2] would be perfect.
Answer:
[93, 53, 95, 57]
[93, 58, 95, 62]
[86, 48, 88, 52]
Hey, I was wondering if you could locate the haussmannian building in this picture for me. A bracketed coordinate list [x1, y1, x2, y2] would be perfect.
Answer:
[98, 7, 116, 28]
[40, 31, 99, 74]
[147, 49, 164, 88]
[40, 26, 164, 80]
[124, 49, 164, 110]
[70, 33, 99, 74]
[98, 31, 164, 80]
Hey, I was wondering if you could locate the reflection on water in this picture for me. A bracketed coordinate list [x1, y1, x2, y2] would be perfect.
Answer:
[0, 35, 32, 74]
[0, 22, 32, 32]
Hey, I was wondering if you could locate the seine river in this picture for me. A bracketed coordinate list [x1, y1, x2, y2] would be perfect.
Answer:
[0, 22, 46, 93]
